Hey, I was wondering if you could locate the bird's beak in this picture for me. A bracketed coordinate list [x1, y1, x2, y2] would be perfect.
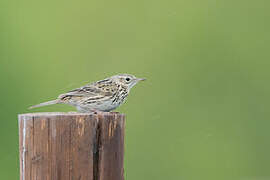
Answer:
[137, 78, 146, 81]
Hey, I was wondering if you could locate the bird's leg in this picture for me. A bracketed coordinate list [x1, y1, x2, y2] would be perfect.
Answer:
[90, 109, 104, 114]
[77, 106, 104, 114]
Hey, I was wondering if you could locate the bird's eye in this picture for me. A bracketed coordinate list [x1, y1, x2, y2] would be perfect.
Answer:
[126, 78, 130, 82]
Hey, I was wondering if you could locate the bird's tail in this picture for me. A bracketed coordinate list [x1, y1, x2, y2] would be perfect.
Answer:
[29, 99, 59, 109]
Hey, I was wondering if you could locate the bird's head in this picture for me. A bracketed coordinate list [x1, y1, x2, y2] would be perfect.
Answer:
[111, 74, 146, 90]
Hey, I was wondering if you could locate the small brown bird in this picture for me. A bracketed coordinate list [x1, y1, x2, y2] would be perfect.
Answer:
[29, 74, 145, 112]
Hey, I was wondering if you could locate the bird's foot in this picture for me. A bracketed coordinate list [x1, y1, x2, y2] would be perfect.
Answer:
[90, 109, 104, 114]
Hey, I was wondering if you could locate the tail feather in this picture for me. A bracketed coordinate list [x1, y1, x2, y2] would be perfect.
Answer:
[29, 99, 59, 109]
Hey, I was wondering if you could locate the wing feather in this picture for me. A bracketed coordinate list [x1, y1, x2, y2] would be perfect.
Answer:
[58, 80, 115, 104]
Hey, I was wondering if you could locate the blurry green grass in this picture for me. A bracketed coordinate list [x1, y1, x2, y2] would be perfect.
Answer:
[1, 0, 270, 179]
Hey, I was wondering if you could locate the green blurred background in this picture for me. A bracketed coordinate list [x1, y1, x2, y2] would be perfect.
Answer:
[1, 0, 270, 179]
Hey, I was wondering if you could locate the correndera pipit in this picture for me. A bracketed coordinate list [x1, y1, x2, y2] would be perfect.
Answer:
[29, 74, 146, 112]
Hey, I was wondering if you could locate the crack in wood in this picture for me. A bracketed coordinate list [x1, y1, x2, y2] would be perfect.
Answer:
[93, 118, 101, 180]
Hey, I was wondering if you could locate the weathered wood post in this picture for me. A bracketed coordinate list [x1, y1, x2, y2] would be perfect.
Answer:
[18, 112, 125, 180]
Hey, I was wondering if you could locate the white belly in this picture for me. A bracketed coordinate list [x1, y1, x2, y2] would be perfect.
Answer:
[75, 98, 123, 112]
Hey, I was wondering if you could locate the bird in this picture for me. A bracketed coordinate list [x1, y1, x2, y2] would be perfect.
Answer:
[29, 74, 146, 112]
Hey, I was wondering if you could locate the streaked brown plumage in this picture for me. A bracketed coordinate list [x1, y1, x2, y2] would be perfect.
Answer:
[29, 74, 145, 112]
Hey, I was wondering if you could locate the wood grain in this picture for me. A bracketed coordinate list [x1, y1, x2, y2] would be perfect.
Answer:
[18, 112, 125, 180]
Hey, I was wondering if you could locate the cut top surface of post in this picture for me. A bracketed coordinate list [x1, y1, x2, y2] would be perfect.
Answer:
[19, 111, 125, 118]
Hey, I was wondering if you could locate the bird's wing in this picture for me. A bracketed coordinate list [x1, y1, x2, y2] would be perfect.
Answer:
[58, 82, 115, 103]
[59, 84, 102, 98]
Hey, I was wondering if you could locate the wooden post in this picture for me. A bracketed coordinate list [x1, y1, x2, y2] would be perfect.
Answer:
[18, 112, 125, 180]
